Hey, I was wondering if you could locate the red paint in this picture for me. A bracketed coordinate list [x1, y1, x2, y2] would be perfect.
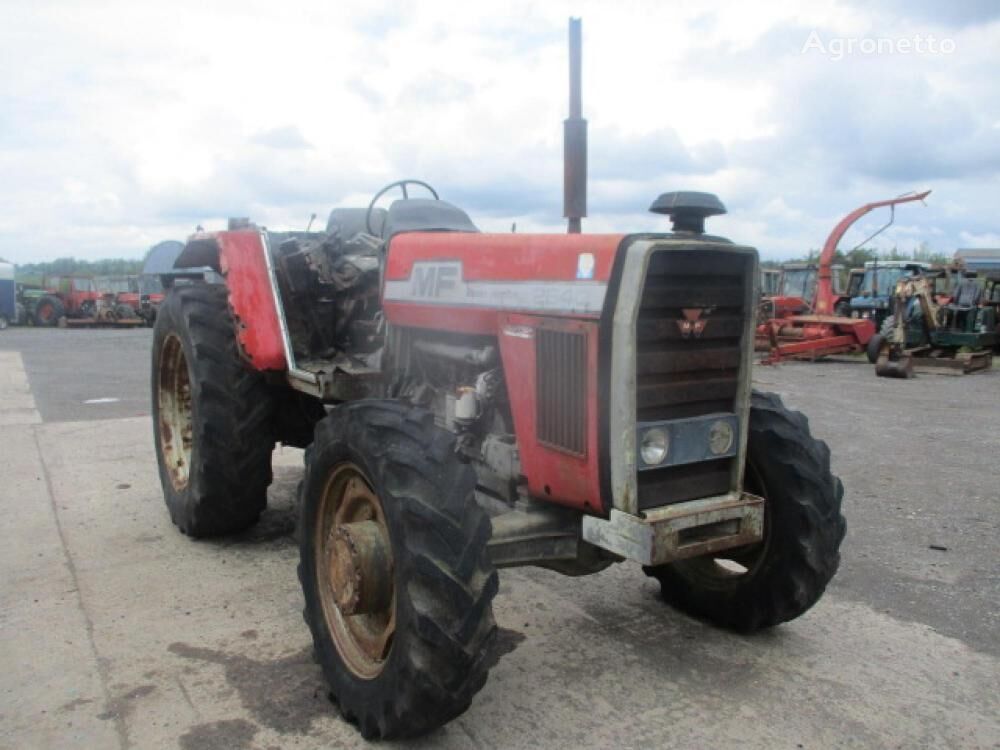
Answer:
[761, 315, 875, 363]
[382, 301, 504, 336]
[217, 231, 286, 371]
[814, 191, 931, 314]
[499, 313, 602, 514]
[385, 232, 623, 282]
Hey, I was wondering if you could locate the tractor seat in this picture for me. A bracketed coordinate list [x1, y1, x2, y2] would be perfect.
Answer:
[382, 199, 479, 239]
[947, 278, 982, 311]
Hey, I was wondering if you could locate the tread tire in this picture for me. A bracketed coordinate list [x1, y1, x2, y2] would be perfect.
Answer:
[866, 333, 883, 364]
[298, 401, 498, 740]
[879, 314, 896, 337]
[151, 284, 274, 536]
[34, 295, 64, 327]
[644, 390, 846, 632]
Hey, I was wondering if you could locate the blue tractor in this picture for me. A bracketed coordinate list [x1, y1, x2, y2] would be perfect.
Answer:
[849, 260, 933, 336]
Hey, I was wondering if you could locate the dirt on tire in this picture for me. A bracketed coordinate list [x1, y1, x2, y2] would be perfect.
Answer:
[298, 401, 498, 739]
[644, 389, 846, 632]
[151, 283, 275, 537]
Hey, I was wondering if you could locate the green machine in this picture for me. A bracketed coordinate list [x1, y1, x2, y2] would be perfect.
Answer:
[872, 273, 996, 377]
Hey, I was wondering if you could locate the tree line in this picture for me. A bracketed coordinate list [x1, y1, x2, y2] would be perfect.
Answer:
[11, 257, 145, 285]
[761, 243, 952, 269]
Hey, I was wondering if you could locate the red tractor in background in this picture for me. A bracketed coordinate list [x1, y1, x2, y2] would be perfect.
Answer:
[31, 274, 143, 327]
[757, 191, 931, 362]
[95, 275, 145, 319]
[759, 260, 849, 320]
[30, 274, 101, 326]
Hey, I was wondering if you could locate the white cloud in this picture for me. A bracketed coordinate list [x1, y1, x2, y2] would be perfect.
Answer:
[0, 0, 998, 264]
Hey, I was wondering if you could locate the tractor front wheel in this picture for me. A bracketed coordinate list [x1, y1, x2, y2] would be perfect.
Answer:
[298, 402, 498, 739]
[866, 333, 883, 364]
[644, 390, 845, 632]
[152, 284, 275, 536]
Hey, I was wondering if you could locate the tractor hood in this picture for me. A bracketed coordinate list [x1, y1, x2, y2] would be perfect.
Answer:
[382, 231, 742, 333]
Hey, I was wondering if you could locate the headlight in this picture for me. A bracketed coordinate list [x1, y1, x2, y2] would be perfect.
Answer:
[708, 420, 734, 455]
[640, 428, 669, 466]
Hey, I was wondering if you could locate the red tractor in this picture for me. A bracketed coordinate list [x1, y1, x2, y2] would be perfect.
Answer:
[151, 185, 846, 738]
[757, 191, 930, 362]
[32, 274, 141, 326]
[30, 274, 100, 326]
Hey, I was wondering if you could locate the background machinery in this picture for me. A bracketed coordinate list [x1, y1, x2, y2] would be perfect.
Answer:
[849, 259, 933, 336]
[28, 274, 143, 327]
[757, 191, 930, 363]
[872, 272, 995, 376]
[758, 261, 848, 321]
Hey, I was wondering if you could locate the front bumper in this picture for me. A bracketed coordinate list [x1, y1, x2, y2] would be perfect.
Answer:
[581, 490, 764, 566]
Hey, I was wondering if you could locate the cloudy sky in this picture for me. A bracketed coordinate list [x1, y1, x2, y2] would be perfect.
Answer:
[1, 0, 998, 264]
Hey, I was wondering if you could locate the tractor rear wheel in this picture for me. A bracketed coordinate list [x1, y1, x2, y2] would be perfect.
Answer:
[115, 303, 135, 320]
[644, 390, 845, 632]
[152, 284, 274, 536]
[34, 295, 64, 327]
[298, 401, 498, 739]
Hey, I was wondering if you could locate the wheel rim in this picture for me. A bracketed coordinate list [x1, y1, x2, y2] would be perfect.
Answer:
[37, 303, 53, 322]
[157, 334, 194, 491]
[315, 463, 395, 680]
[675, 459, 772, 587]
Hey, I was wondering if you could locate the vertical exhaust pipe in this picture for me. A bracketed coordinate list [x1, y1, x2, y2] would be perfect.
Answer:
[564, 17, 587, 234]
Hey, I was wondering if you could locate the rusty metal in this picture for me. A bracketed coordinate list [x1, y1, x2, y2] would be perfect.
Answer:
[315, 464, 396, 679]
[581, 491, 765, 566]
[563, 17, 587, 233]
[157, 334, 193, 491]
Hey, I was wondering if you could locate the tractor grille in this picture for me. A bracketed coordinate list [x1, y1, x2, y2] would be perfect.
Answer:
[537, 327, 587, 456]
[635, 249, 750, 509]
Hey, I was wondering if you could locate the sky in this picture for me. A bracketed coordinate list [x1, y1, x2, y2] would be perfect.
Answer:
[1, 0, 998, 264]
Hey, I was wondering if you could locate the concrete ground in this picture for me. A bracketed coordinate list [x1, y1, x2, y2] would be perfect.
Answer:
[0, 327, 997, 749]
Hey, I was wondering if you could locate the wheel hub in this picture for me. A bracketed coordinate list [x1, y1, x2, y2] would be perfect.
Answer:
[328, 521, 393, 616]
[315, 464, 396, 679]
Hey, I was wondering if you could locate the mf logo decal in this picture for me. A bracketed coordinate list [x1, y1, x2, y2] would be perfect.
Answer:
[677, 308, 712, 338]
[409, 261, 464, 298]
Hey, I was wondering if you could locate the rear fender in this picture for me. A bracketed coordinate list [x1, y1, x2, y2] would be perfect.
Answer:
[175, 231, 286, 371]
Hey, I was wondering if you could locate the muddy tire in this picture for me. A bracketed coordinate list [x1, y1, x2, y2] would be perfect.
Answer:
[115, 303, 135, 320]
[152, 284, 274, 536]
[298, 401, 498, 740]
[644, 390, 845, 632]
[879, 314, 895, 337]
[33, 295, 64, 327]
[866, 333, 883, 364]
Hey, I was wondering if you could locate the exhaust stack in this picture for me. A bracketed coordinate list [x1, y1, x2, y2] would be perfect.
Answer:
[564, 17, 587, 234]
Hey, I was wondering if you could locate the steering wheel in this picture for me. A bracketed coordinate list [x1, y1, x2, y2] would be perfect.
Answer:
[365, 179, 439, 235]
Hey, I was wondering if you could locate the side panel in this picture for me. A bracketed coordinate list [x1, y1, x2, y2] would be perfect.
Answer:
[499, 313, 602, 513]
[382, 232, 624, 334]
[217, 231, 286, 371]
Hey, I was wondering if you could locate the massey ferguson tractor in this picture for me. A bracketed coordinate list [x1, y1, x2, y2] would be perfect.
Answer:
[151, 184, 846, 738]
